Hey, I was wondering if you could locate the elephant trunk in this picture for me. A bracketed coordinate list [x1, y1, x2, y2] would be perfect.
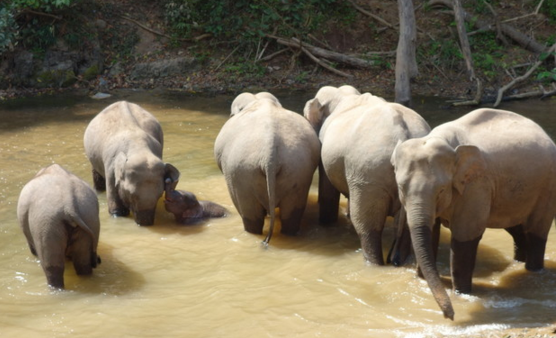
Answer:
[407, 206, 454, 320]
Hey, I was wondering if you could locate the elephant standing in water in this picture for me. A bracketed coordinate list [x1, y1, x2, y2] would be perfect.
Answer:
[391, 108, 556, 320]
[304, 86, 431, 266]
[17, 164, 101, 289]
[84, 101, 180, 225]
[214, 92, 320, 243]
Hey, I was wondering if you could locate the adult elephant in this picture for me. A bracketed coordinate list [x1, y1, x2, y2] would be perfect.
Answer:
[304, 85, 431, 266]
[214, 92, 320, 244]
[391, 108, 556, 320]
[17, 164, 101, 289]
[84, 101, 180, 225]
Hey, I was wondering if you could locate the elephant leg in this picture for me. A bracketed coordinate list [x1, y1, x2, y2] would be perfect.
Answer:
[69, 229, 94, 276]
[450, 235, 482, 294]
[387, 208, 411, 267]
[106, 175, 129, 217]
[524, 233, 547, 271]
[92, 169, 106, 191]
[504, 224, 527, 262]
[36, 229, 67, 289]
[318, 162, 340, 224]
[236, 195, 267, 235]
[350, 189, 389, 265]
[279, 192, 308, 236]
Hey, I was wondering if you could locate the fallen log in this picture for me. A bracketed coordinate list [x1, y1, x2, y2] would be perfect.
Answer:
[494, 43, 556, 107]
[429, 0, 548, 54]
[268, 35, 377, 69]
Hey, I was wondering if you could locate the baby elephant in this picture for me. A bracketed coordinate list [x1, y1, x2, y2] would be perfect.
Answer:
[17, 164, 101, 289]
[164, 186, 227, 224]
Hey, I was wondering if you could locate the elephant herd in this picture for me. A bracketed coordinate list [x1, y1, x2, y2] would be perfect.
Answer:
[16, 86, 556, 321]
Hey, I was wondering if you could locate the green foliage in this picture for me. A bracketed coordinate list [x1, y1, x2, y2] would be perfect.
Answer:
[223, 58, 266, 79]
[469, 31, 503, 79]
[536, 68, 556, 82]
[164, 0, 353, 42]
[0, 6, 18, 53]
[538, 0, 556, 23]
[1, 0, 77, 56]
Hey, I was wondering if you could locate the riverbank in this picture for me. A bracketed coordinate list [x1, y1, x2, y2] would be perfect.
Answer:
[1, 0, 554, 104]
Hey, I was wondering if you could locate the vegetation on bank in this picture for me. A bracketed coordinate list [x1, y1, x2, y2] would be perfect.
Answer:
[1, 0, 555, 102]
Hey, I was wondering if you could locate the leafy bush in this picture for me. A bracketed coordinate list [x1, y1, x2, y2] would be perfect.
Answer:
[164, 0, 352, 41]
[1, 0, 76, 56]
[0, 6, 18, 54]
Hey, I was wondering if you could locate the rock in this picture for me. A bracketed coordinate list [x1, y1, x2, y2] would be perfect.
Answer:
[129, 57, 198, 80]
[91, 92, 111, 99]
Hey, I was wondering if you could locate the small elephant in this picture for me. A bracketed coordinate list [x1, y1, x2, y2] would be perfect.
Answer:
[304, 85, 431, 266]
[83, 101, 180, 225]
[164, 184, 228, 224]
[214, 92, 320, 244]
[391, 108, 556, 320]
[17, 164, 101, 289]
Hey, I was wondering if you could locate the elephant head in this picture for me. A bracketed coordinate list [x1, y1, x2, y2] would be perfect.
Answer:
[230, 92, 281, 116]
[391, 137, 487, 320]
[303, 85, 360, 132]
[115, 152, 180, 225]
[164, 189, 203, 219]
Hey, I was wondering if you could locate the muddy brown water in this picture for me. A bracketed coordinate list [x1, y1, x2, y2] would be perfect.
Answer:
[1, 90, 555, 337]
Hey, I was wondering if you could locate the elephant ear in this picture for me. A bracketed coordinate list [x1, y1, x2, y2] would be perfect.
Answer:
[303, 98, 327, 132]
[164, 163, 180, 190]
[114, 153, 128, 188]
[453, 145, 487, 195]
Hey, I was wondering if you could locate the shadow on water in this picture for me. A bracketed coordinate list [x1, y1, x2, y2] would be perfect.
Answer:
[455, 262, 556, 326]
[62, 242, 146, 295]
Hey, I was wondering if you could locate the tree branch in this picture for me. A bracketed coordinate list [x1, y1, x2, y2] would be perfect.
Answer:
[494, 43, 556, 107]
[347, 0, 396, 30]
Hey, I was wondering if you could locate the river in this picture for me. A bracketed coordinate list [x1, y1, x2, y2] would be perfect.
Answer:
[0, 89, 555, 337]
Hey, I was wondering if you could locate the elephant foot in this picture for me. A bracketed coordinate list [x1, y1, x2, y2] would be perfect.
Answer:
[361, 229, 384, 266]
[505, 224, 527, 262]
[280, 208, 303, 236]
[525, 233, 546, 272]
[243, 218, 264, 234]
[45, 266, 65, 289]
[110, 208, 130, 217]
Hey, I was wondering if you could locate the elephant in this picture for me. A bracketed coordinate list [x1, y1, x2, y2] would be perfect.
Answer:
[84, 101, 180, 225]
[214, 92, 320, 244]
[164, 182, 228, 224]
[303, 85, 431, 266]
[391, 108, 556, 320]
[17, 164, 101, 289]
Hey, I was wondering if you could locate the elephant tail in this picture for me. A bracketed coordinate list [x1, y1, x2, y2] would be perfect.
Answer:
[263, 152, 277, 246]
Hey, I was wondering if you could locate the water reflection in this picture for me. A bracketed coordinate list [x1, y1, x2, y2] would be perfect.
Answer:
[0, 90, 555, 337]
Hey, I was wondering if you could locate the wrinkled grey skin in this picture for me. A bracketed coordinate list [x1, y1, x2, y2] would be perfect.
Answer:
[84, 101, 180, 225]
[164, 186, 228, 224]
[215, 92, 320, 244]
[17, 164, 101, 289]
[304, 85, 431, 266]
[391, 108, 556, 320]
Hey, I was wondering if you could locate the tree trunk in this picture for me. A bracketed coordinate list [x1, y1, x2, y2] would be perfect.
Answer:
[395, 0, 418, 107]
[452, 0, 475, 79]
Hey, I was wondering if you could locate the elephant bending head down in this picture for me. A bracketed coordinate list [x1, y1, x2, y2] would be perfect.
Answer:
[17, 164, 101, 289]
[215, 92, 320, 244]
[391, 108, 556, 320]
[84, 101, 180, 225]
